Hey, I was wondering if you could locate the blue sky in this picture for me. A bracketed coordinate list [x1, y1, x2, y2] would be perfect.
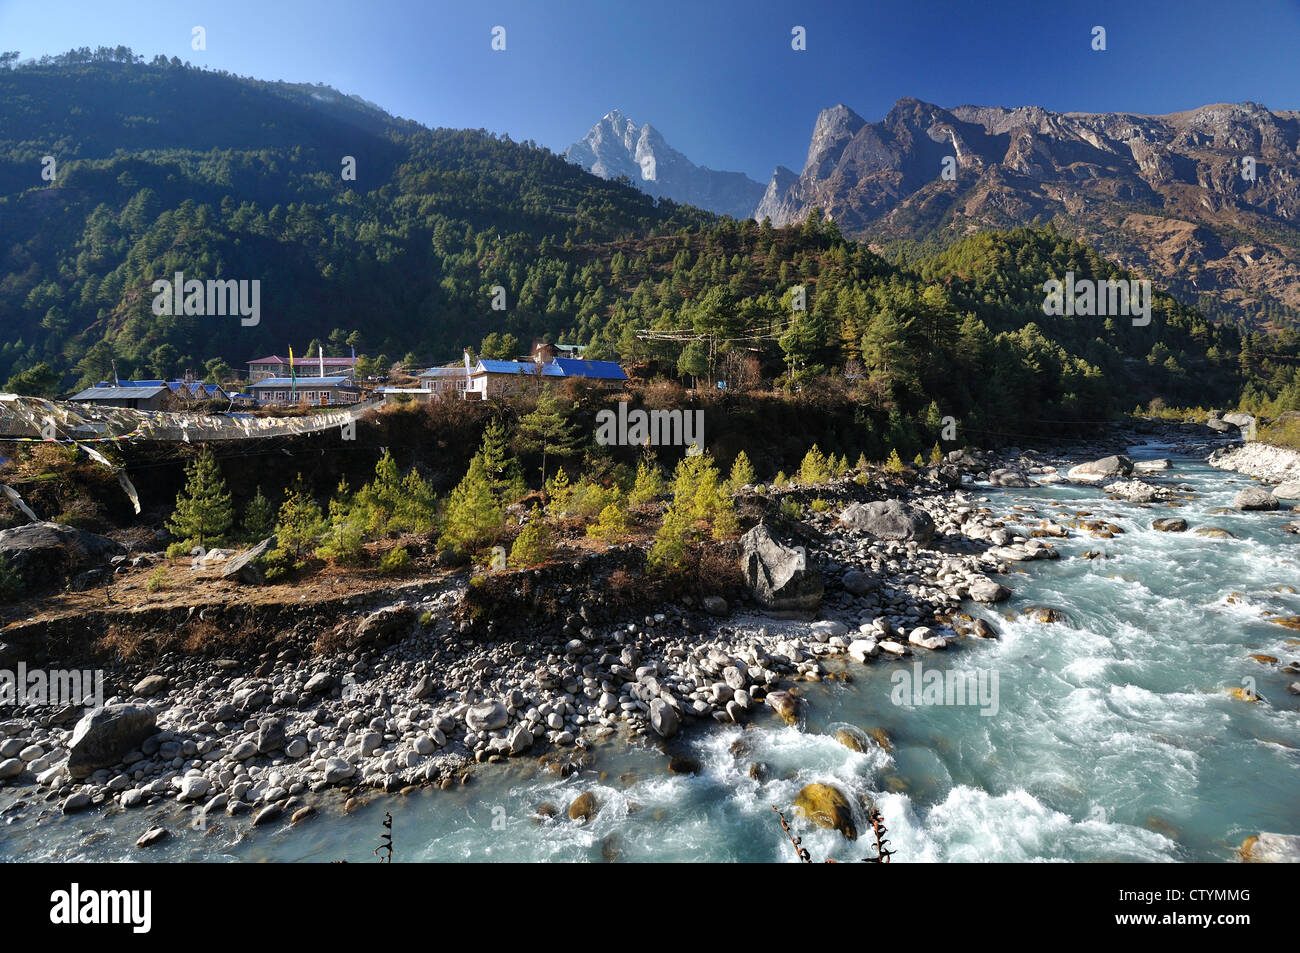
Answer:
[2, 0, 1298, 182]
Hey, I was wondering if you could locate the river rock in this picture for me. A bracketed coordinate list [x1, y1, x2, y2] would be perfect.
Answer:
[136, 826, 169, 848]
[568, 791, 598, 823]
[1273, 481, 1300, 500]
[303, 672, 333, 695]
[848, 638, 878, 662]
[968, 576, 1010, 603]
[0, 757, 23, 780]
[839, 500, 935, 543]
[465, 700, 509, 732]
[909, 626, 947, 650]
[256, 718, 286, 753]
[1067, 455, 1133, 482]
[0, 522, 125, 587]
[793, 782, 857, 840]
[1240, 832, 1300, 862]
[66, 704, 156, 779]
[323, 757, 355, 783]
[1193, 527, 1236, 539]
[841, 569, 873, 595]
[650, 697, 679, 738]
[988, 468, 1038, 488]
[132, 674, 168, 698]
[739, 523, 824, 612]
[507, 725, 533, 755]
[1152, 517, 1187, 532]
[221, 536, 276, 585]
[702, 595, 729, 617]
[1234, 487, 1279, 511]
[765, 690, 800, 725]
[178, 775, 209, 801]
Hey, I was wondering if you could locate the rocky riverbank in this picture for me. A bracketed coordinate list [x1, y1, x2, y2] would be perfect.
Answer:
[1208, 441, 1300, 493]
[0, 418, 1253, 849]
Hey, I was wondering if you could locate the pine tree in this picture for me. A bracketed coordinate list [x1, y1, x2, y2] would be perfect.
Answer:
[629, 458, 665, 506]
[275, 476, 327, 558]
[441, 453, 503, 549]
[854, 452, 868, 472]
[514, 392, 580, 485]
[727, 450, 756, 490]
[929, 442, 944, 465]
[241, 485, 276, 542]
[797, 444, 831, 484]
[166, 449, 233, 549]
[479, 419, 526, 504]
[884, 449, 905, 474]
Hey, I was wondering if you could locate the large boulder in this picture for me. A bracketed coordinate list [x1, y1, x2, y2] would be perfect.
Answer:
[739, 524, 823, 612]
[1234, 487, 1279, 511]
[222, 536, 276, 585]
[968, 576, 1010, 603]
[1223, 413, 1256, 430]
[66, 705, 156, 779]
[465, 700, 508, 732]
[987, 468, 1038, 488]
[1066, 455, 1134, 483]
[0, 522, 125, 590]
[793, 782, 857, 840]
[649, 698, 679, 739]
[839, 500, 934, 543]
[1273, 482, 1300, 500]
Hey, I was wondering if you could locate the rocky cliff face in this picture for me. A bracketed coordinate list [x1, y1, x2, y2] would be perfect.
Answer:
[757, 99, 1300, 324]
[565, 110, 766, 220]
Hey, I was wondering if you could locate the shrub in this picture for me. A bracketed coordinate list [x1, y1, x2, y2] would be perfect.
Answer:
[727, 450, 756, 491]
[773, 470, 789, 487]
[810, 497, 831, 513]
[146, 567, 171, 592]
[259, 546, 299, 583]
[587, 500, 629, 542]
[510, 513, 553, 566]
[275, 476, 327, 558]
[378, 546, 412, 575]
[628, 458, 666, 506]
[797, 445, 831, 485]
[779, 498, 802, 520]
[648, 503, 693, 573]
[545, 467, 574, 516]
[884, 449, 906, 474]
[568, 481, 620, 521]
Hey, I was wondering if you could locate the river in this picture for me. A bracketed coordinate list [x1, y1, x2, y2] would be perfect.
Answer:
[4, 443, 1297, 862]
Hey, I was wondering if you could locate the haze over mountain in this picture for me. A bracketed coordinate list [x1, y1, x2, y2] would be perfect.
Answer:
[564, 110, 766, 221]
[757, 98, 1300, 327]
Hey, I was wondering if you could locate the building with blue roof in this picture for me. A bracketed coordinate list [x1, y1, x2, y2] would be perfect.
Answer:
[464, 356, 627, 400]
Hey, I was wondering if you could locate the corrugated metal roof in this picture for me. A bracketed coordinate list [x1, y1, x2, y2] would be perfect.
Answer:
[553, 358, 628, 380]
[251, 376, 359, 388]
[71, 386, 169, 401]
[420, 366, 468, 377]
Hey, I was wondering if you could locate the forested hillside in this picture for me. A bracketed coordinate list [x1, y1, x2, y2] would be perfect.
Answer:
[2, 51, 1300, 440]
